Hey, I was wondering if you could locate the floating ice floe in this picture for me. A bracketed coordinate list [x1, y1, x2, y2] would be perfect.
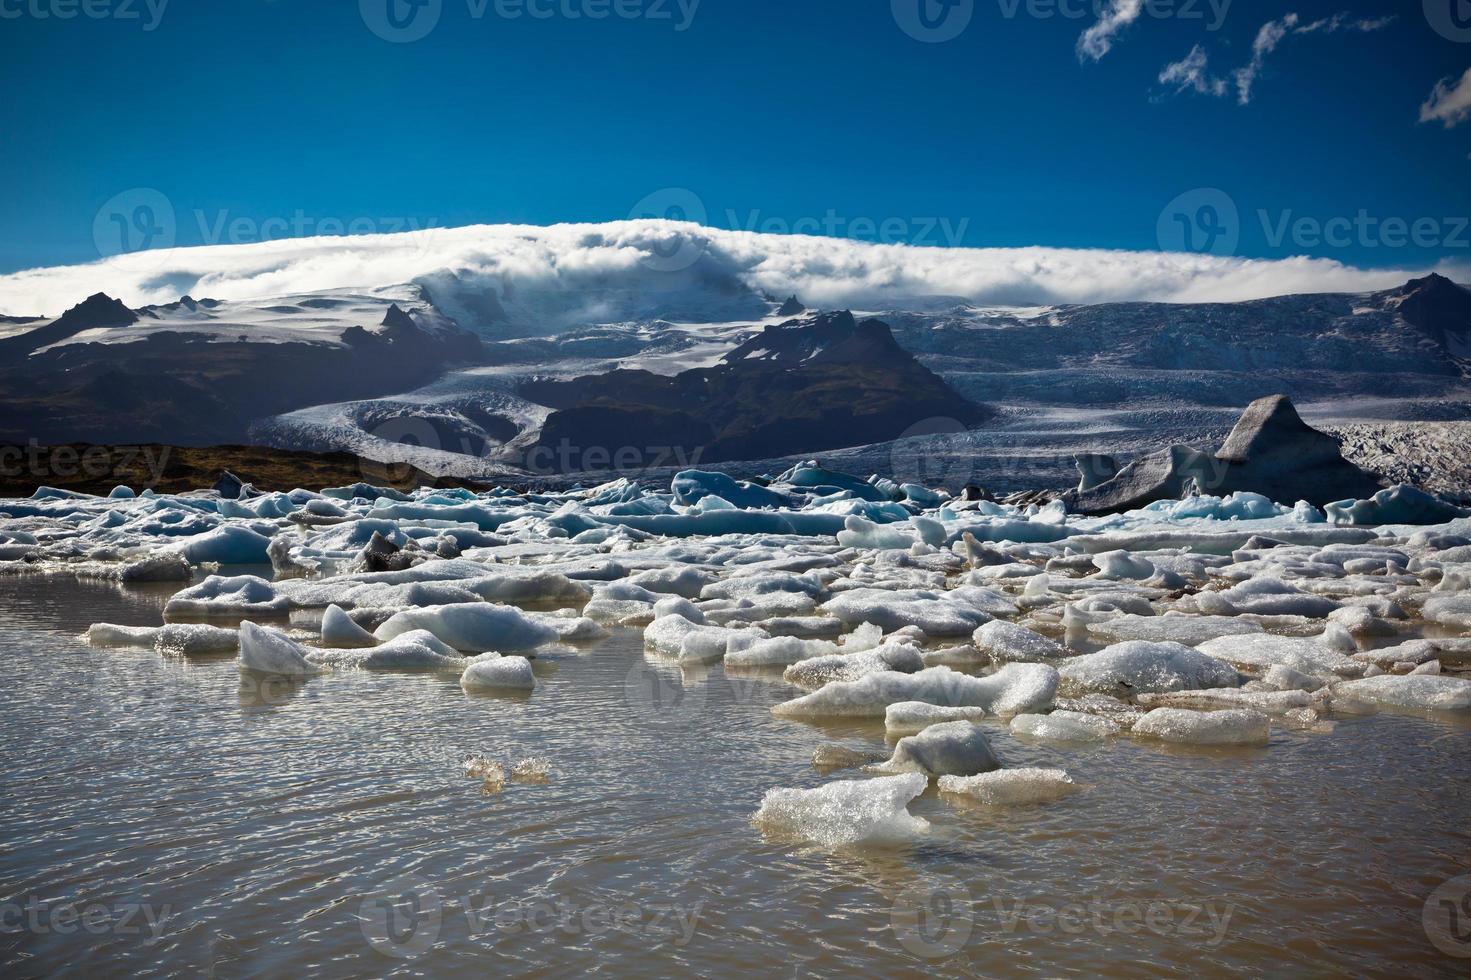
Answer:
[752, 772, 930, 847]
[1009, 710, 1119, 742]
[1132, 708, 1272, 745]
[782, 641, 926, 690]
[374, 603, 560, 653]
[938, 768, 1080, 805]
[1330, 674, 1471, 713]
[772, 664, 1058, 719]
[166, 576, 289, 617]
[461, 654, 537, 691]
[868, 721, 999, 778]
[1057, 642, 1240, 697]
[1194, 634, 1362, 678]
[884, 701, 989, 736]
[972, 620, 1065, 664]
[320, 604, 378, 648]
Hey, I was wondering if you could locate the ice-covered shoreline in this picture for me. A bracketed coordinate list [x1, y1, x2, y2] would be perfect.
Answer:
[5, 459, 1471, 850]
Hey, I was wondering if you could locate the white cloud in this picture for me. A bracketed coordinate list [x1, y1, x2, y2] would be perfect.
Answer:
[1294, 13, 1396, 34]
[1077, 0, 1144, 62]
[0, 222, 1460, 331]
[1159, 45, 1228, 97]
[1420, 67, 1471, 129]
[1234, 14, 1299, 105]
[1159, 10, 1394, 106]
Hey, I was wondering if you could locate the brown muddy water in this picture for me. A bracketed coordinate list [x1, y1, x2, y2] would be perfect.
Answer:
[1, 576, 1469, 978]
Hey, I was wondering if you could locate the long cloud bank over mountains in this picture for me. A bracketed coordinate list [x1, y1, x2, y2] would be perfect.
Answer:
[0, 221, 1463, 333]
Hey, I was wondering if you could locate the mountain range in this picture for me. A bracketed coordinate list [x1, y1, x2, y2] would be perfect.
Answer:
[0, 242, 1467, 493]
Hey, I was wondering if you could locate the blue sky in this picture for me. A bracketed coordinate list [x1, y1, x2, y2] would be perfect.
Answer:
[0, 0, 1467, 274]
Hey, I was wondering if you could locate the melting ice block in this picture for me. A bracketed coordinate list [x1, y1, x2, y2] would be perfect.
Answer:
[752, 772, 930, 847]
[320, 604, 378, 648]
[374, 603, 560, 653]
[1057, 641, 1240, 697]
[884, 701, 988, 736]
[165, 575, 289, 617]
[782, 642, 925, 690]
[1331, 674, 1471, 713]
[972, 620, 1065, 664]
[461, 654, 537, 691]
[772, 664, 1057, 719]
[238, 622, 322, 676]
[1132, 707, 1271, 745]
[869, 721, 999, 778]
[938, 768, 1080, 805]
[1009, 710, 1118, 742]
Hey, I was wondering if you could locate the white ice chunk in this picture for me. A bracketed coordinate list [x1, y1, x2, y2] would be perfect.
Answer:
[884, 701, 989, 736]
[869, 721, 998, 778]
[1196, 634, 1362, 678]
[1132, 707, 1271, 745]
[726, 635, 840, 668]
[320, 604, 378, 648]
[1331, 674, 1471, 713]
[1009, 710, 1118, 742]
[938, 768, 1079, 805]
[1058, 641, 1240, 696]
[461, 654, 537, 691]
[374, 603, 560, 652]
[165, 575, 289, 617]
[782, 641, 926, 690]
[751, 772, 930, 847]
[154, 623, 238, 657]
[972, 620, 1064, 664]
[238, 621, 322, 676]
[86, 623, 160, 647]
[772, 663, 1057, 719]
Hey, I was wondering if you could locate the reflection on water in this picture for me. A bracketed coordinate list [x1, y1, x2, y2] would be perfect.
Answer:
[1, 576, 1469, 977]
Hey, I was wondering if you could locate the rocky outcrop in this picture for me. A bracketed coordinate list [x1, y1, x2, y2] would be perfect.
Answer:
[1067, 395, 1386, 514]
[522, 312, 988, 469]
